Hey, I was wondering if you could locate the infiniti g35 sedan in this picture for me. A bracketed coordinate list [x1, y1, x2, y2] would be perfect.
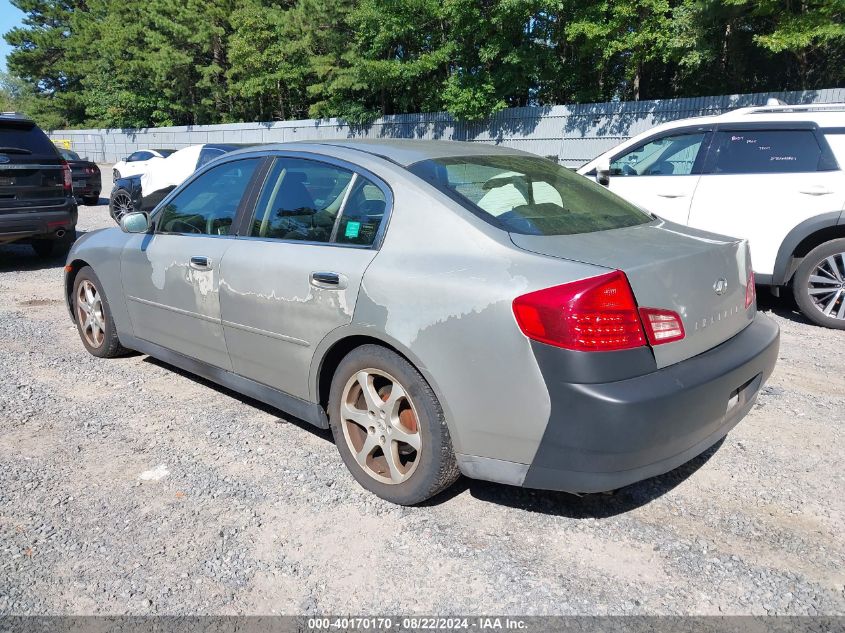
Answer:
[64, 140, 780, 505]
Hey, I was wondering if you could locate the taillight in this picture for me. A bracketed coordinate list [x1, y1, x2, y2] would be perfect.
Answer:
[512, 270, 647, 351]
[639, 308, 685, 345]
[745, 270, 756, 309]
[513, 270, 687, 351]
[61, 161, 72, 193]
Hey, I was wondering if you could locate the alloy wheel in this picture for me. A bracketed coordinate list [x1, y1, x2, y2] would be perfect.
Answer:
[112, 192, 134, 221]
[339, 368, 422, 485]
[806, 252, 845, 320]
[76, 280, 106, 348]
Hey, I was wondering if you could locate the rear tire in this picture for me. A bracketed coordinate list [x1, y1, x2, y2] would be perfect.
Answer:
[792, 238, 845, 329]
[31, 230, 75, 259]
[328, 345, 459, 505]
[72, 265, 127, 358]
[82, 195, 100, 206]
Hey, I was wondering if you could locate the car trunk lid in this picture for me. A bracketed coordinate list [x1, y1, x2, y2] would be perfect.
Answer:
[510, 219, 755, 368]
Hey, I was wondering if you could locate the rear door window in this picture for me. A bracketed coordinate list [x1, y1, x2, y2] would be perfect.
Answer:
[611, 133, 707, 176]
[709, 130, 825, 174]
[247, 158, 354, 243]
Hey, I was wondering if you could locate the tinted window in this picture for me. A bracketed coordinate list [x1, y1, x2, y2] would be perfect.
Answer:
[335, 177, 386, 246]
[156, 158, 260, 235]
[248, 158, 354, 243]
[0, 122, 59, 156]
[155, 149, 176, 158]
[197, 148, 225, 169]
[711, 130, 822, 174]
[59, 148, 81, 160]
[409, 155, 651, 236]
[611, 133, 705, 176]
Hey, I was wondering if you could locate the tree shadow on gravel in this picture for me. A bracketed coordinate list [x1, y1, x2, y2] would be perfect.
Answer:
[755, 288, 815, 327]
[453, 438, 725, 518]
[0, 244, 68, 272]
[141, 356, 333, 442]
[141, 354, 723, 518]
[0, 230, 90, 273]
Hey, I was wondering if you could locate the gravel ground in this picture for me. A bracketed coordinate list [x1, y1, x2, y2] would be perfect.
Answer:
[1, 176, 843, 615]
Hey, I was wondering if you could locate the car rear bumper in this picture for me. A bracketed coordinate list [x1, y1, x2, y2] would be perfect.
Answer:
[459, 313, 779, 493]
[522, 313, 779, 493]
[0, 200, 78, 243]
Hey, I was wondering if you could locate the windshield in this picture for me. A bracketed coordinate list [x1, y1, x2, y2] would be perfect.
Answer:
[155, 149, 176, 158]
[59, 148, 80, 160]
[408, 155, 652, 236]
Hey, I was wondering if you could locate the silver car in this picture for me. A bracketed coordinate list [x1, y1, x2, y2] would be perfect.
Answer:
[64, 140, 780, 505]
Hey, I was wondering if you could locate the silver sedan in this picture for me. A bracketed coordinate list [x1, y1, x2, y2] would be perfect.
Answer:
[64, 140, 779, 505]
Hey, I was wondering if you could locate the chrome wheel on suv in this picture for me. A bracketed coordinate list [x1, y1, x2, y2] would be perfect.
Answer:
[793, 238, 845, 330]
[807, 253, 845, 319]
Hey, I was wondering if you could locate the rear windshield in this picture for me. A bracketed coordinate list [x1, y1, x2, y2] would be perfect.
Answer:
[0, 122, 59, 156]
[155, 149, 176, 158]
[408, 155, 651, 235]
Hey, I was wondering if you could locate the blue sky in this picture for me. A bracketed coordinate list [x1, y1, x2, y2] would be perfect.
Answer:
[1, 0, 25, 72]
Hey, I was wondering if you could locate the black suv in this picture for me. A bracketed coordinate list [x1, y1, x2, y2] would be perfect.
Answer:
[0, 112, 78, 257]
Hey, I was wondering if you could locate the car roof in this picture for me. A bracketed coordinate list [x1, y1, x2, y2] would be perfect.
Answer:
[255, 139, 528, 167]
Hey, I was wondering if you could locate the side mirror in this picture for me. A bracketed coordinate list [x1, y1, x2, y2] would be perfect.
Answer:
[120, 212, 150, 234]
[596, 160, 611, 187]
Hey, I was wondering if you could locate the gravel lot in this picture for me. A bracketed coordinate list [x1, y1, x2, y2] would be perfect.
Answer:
[1, 174, 843, 616]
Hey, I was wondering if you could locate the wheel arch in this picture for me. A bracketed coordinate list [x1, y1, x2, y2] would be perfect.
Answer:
[771, 211, 845, 286]
[310, 328, 457, 446]
[64, 258, 91, 322]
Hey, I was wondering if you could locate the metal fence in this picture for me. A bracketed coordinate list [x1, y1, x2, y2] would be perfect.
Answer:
[48, 87, 845, 168]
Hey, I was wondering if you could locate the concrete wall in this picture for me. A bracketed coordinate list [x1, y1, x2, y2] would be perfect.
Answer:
[48, 87, 845, 168]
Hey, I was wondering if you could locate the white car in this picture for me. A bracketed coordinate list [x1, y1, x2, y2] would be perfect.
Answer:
[579, 102, 845, 329]
[112, 148, 175, 180]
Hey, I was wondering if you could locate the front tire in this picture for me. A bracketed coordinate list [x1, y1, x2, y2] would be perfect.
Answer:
[792, 238, 845, 329]
[72, 266, 127, 358]
[110, 188, 134, 222]
[328, 345, 460, 505]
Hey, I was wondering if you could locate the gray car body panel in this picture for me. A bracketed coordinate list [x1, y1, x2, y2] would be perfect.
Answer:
[65, 140, 777, 491]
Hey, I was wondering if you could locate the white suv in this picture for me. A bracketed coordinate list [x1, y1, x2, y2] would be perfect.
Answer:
[579, 103, 845, 329]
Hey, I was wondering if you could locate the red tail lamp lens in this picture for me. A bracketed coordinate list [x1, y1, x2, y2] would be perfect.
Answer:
[745, 270, 756, 309]
[512, 270, 647, 351]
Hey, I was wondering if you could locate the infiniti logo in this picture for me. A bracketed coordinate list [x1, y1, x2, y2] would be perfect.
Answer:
[0, 155, 9, 164]
[713, 278, 728, 295]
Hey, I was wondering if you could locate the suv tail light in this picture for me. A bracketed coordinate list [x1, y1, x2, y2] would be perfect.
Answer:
[60, 161, 72, 193]
[512, 270, 686, 352]
[745, 270, 756, 309]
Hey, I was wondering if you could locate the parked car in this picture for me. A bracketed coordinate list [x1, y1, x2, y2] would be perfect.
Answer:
[110, 144, 248, 222]
[58, 148, 101, 206]
[65, 140, 779, 505]
[579, 102, 845, 329]
[111, 148, 174, 180]
[0, 112, 77, 257]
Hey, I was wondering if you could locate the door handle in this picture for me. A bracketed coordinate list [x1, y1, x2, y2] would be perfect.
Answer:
[310, 271, 347, 289]
[799, 187, 833, 196]
[656, 193, 686, 199]
[189, 256, 212, 270]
